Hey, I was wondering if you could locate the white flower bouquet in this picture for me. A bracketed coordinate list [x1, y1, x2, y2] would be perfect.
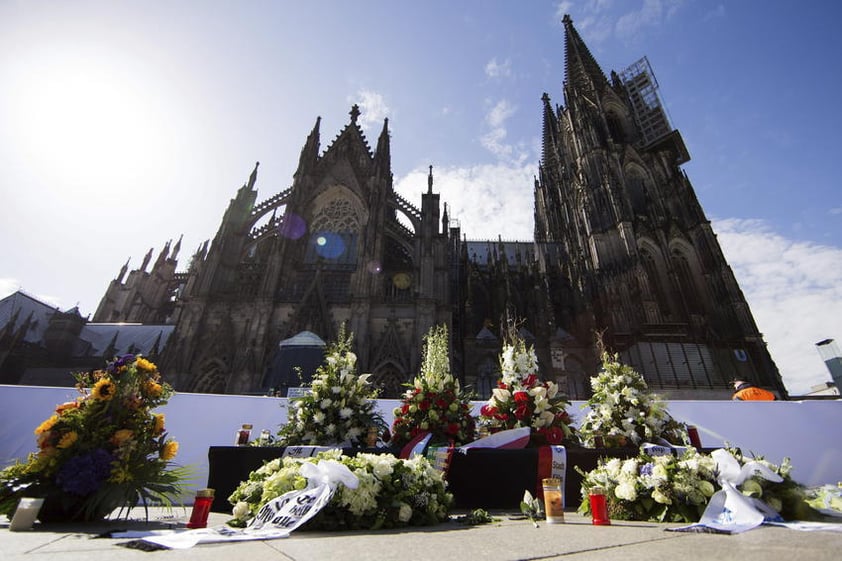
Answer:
[277, 327, 383, 447]
[577, 446, 824, 523]
[577, 353, 688, 448]
[227, 449, 453, 530]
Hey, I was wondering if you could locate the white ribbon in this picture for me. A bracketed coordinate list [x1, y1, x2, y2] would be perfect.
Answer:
[299, 459, 360, 491]
[137, 459, 359, 549]
[669, 449, 784, 534]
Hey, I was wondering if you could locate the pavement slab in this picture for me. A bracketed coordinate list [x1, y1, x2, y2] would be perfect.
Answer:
[2, 508, 841, 561]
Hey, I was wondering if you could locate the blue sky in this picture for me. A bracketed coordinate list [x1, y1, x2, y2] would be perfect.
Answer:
[1, 0, 839, 396]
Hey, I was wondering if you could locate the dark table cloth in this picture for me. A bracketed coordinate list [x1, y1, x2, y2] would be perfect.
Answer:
[206, 445, 640, 513]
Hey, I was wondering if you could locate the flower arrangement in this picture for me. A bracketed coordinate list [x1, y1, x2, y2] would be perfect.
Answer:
[577, 446, 822, 523]
[277, 326, 383, 447]
[577, 353, 688, 448]
[0, 355, 186, 522]
[228, 449, 452, 530]
[390, 325, 476, 447]
[577, 447, 717, 523]
[477, 330, 576, 446]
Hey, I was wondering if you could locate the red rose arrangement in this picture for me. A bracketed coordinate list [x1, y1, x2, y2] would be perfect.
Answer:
[391, 325, 476, 447]
[478, 333, 577, 446]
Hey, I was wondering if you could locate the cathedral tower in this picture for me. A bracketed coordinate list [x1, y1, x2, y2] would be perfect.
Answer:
[532, 15, 786, 397]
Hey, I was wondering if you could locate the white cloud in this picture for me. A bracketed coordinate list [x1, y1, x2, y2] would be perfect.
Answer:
[485, 57, 512, 79]
[480, 99, 531, 164]
[349, 89, 391, 132]
[829, 207, 842, 216]
[395, 163, 535, 240]
[714, 218, 842, 395]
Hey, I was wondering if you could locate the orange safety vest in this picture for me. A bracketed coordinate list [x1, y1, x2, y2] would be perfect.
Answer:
[732, 386, 776, 401]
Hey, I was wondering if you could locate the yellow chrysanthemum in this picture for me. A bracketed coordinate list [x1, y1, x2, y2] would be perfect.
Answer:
[111, 429, 134, 446]
[160, 440, 179, 461]
[56, 431, 78, 449]
[35, 415, 59, 435]
[144, 380, 163, 398]
[92, 378, 116, 401]
[152, 413, 165, 435]
[135, 357, 157, 373]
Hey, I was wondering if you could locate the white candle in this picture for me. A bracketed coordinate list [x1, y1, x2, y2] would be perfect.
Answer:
[9, 498, 45, 531]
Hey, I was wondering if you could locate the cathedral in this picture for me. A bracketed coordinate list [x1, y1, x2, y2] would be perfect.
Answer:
[91, 16, 787, 400]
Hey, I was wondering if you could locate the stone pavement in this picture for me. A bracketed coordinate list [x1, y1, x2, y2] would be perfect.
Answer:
[3, 508, 842, 561]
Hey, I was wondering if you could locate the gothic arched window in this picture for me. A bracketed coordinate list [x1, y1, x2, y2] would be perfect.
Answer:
[672, 249, 703, 315]
[625, 169, 648, 216]
[305, 196, 361, 266]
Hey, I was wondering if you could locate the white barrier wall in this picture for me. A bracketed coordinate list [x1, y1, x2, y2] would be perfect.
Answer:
[1, 385, 840, 506]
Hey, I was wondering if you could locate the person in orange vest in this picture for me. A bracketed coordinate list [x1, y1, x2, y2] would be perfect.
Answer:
[732, 380, 776, 401]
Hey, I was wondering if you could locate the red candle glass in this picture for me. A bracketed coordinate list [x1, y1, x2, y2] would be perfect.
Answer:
[187, 488, 215, 529]
[589, 487, 611, 525]
[687, 425, 702, 448]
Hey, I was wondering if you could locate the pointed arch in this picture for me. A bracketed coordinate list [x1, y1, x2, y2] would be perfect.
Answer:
[624, 162, 652, 216]
[638, 237, 671, 319]
[369, 361, 407, 398]
[669, 239, 705, 316]
[190, 358, 228, 394]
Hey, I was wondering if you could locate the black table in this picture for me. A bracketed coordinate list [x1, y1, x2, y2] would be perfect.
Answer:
[205, 445, 640, 513]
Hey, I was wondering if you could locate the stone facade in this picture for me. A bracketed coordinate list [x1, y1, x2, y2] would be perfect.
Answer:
[92, 17, 787, 399]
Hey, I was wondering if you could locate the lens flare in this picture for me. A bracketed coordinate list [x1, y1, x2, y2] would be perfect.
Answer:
[314, 232, 345, 259]
[278, 213, 307, 240]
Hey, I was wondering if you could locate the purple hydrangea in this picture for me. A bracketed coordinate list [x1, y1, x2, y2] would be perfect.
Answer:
[55, 449, 115, 496]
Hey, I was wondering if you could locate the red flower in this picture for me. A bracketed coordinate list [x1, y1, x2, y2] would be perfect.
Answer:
[401, 403, 410, 414]
[514, 403, 530, 420]
[480, 404, 497, 417]
[513, 390, 530, 403]
[436, 399, 448, 409]
[446, 423, 459, 435]
[497, 381, 508, 390]
[419, 400, 431, 411]
[545, 426, 564, 444]
[524, 374, 538, 387]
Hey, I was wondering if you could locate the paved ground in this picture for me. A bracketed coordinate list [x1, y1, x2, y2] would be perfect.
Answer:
[3, 508, 842, 561]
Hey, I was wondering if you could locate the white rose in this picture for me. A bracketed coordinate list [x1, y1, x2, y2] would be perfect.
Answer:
[398, 503, 412, 522]
[232, 501, 250, 520]
[339, 407, 353, 419]
[492, 388, 511, 403]
[615, 481, 637, 502]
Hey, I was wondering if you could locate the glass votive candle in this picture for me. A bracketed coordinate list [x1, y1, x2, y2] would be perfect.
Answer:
[186, 488, 215, 529]
[589, 486, 611, 525]
[542, 478, 565, 523]
[9, 497, 45, 531]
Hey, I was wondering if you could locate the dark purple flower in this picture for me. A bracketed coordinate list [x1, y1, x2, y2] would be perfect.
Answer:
[108, 354, 135, 374]
[55, 449, 115, 496]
